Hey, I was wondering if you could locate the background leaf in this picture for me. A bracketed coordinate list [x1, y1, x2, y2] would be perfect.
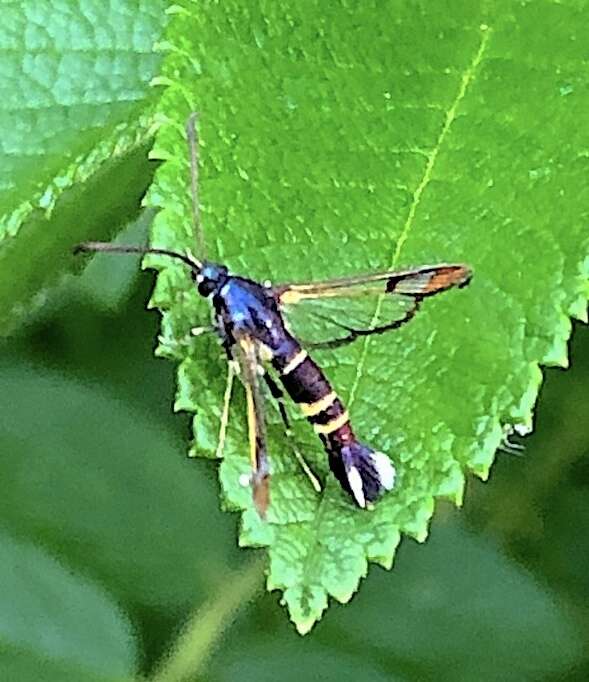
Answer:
[205, 513, 584, 682]
[146, 0, 589, 632]
[0, 0, 166, 334]
[0, 530, 137, 681]
[0, 358, 242, 612]
[73, 208, 155, 311]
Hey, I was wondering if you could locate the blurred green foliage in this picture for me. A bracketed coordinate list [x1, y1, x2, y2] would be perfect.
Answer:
[0, 0, 588, 680]
[0, 0, 165, 333]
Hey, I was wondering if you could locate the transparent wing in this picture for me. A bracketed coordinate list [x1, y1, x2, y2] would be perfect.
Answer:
[273, 264, 472, 349]
[234, 335, 271, 517]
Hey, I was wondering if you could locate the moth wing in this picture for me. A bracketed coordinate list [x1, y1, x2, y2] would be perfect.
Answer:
[274, 264, 471, 302]
[273, 264, 471, 349]
[234, 335, 271, 517]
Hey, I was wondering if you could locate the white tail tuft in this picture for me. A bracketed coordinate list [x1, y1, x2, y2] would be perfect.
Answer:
[371, 451, 396, 491]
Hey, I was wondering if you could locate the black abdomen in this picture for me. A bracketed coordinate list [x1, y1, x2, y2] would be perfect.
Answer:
[272, 341, 396, 507]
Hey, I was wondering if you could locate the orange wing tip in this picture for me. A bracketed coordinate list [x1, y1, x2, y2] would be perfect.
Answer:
[387, 264, 473, 296]
[424, 265, 473, 293]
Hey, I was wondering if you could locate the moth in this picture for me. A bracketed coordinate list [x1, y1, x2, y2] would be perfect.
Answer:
[76, 114, 472, 517]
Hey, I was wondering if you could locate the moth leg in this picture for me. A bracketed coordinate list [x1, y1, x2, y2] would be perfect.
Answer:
[308, 296, 423, 350]
[160, 321, 215, 353]
[262, 371, 291, 429]
[214, 360, 237, 460]
[262, 372, 322, 494]
[191, 324, 216, 337]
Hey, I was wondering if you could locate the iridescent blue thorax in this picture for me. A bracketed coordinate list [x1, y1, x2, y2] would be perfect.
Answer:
[196, 262, 295, 355]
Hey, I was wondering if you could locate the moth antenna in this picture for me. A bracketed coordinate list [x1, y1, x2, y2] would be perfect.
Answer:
[74, 242, 202, 270]
[186, 112, 207, 261]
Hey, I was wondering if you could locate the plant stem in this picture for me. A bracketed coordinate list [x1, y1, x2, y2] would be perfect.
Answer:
[149, 556, 264, 682]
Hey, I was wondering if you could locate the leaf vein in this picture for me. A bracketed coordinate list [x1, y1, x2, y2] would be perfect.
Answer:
[347, 26, 492, 409]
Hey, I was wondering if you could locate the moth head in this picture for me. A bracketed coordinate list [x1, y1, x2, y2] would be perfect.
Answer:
[193, 262, 229, 297]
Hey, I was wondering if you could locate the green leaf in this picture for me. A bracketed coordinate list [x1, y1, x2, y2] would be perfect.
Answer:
[73, 208, 155, 311]
[0, 359, 240, 611]
[207, 517, 583, 681]
[0, 0, 166, 334]
[327, 518, 584, 681]
[0, 530, 137, 681]
[145, 0, 589, 632]
[0, 647, 130, 682]
[214, 642, 406, 682]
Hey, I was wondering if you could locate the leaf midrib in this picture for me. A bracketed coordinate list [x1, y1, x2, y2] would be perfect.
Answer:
[348, 25, 492, 409]
[294, 25, 493, 603]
